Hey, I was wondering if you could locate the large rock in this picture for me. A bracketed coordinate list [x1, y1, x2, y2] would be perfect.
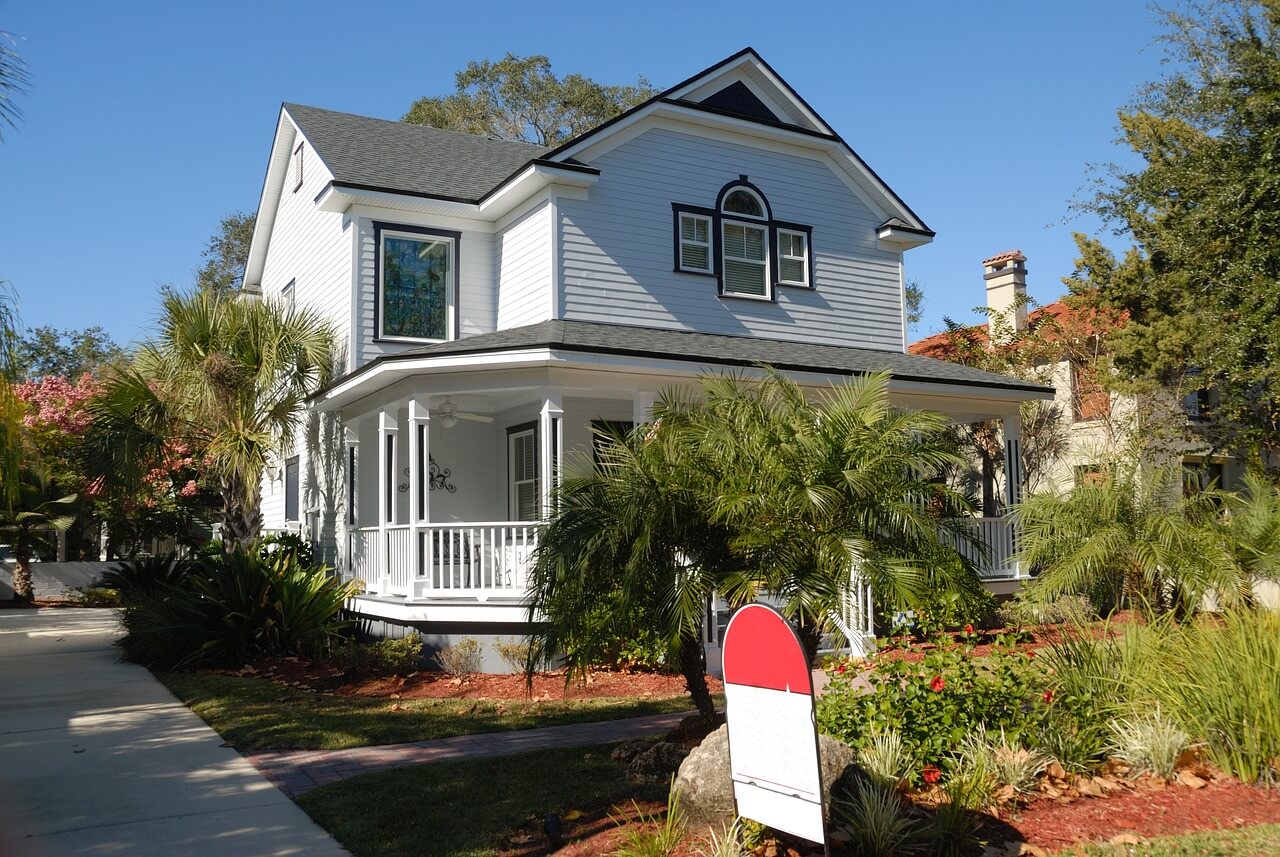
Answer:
[673, 724, 856, 828]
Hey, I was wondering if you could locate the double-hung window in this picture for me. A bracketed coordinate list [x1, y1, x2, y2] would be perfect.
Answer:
[508, 425, 539, 522]
[376, 223, 458, 341]
[677, 213, 712, 273]
[721, 221, 768, 298]
[284, 456, 300, 523]
[777, 230, 809, 287]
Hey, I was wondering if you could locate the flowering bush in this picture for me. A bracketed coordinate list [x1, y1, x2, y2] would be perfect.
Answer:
[817, 642, 1050, 785]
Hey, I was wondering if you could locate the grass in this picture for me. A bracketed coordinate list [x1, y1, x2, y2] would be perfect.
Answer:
[1068, 824, 1280, 856]
[297, 743, 664, 857]
[158, 670, 702, 751]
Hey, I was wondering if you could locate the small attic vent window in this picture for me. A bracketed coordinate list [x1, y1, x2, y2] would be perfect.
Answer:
[292, 143, 304, 192]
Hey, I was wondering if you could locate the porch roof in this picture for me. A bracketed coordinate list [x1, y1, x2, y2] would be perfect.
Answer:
[320, 320, 1053, 404]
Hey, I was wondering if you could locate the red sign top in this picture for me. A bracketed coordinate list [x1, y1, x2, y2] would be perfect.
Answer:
[721, 603, 813, 695]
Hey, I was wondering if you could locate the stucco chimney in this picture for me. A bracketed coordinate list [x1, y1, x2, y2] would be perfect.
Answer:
[983, 250, 1027, 342]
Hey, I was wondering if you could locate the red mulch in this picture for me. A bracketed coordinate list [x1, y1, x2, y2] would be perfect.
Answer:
[867, 613, 1143, 664]
[228, 655, 719, 701]
[1002, 778, 1280, 850]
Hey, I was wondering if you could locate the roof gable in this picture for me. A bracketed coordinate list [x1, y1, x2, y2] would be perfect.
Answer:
[696, 81, 781, 123]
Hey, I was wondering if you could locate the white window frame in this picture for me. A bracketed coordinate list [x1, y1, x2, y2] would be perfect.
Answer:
[720, 219, 771, 300]
[281, 278, 295, 311]
[508, 426, 539, 522]
[721, 187, 767, 220]
[678, 212, 713, 274]
[777, 229, 809, 287]
[292, 143, 304, 192]
[284, 456, 301, 523]
[378, 229, 456, 343]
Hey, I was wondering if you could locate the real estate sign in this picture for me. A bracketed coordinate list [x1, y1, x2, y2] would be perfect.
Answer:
[721, 603, 827, 847]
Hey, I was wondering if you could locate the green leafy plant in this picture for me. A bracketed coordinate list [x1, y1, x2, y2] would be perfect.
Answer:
[834, 779, 923, 857]
[259, 531, 315, 567]
[611, 781, 686, 857]
[694, 819, 746, 857]
[493, 636, 532, 673]
[925, 773, 983, 857]
[996, 593, 1096, 628]
[958, 727, 1050, 795]
[858, 727, 911, 789]
[74, 587, 122, 607]
[1108, 711, 1188, 780]
[100, 553, 192, 599]
[332, 633, 423, 675]
[434, 638, 482, 676]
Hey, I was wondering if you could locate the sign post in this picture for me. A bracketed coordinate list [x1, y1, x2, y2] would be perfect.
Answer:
[721, 603, 828, 851]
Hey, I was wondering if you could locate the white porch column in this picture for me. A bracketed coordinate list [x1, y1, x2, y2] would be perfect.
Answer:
[1002, 411, 1024, 509]
[343, 424, 359, 575]
[408, 399, 430, 595]
[376, 410, 398, 593]
[632, 391, 656, 426]
[538, 393, 563, 520]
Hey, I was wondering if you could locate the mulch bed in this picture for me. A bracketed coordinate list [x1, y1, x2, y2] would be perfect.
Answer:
[227, 655, 720, 701]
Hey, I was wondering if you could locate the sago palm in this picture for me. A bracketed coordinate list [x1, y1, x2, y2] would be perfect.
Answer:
[83, 290, 334, 550]
[677, 370, 985, 656]
[0, 463, 77, 600]
[1016, 465, 1237, 614]
[525, 418, 739, 720]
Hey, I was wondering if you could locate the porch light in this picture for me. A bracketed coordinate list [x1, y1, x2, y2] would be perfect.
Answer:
[439, 412, 457, 429]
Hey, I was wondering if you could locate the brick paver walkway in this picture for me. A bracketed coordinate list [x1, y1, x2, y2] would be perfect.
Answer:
[247, 710, 691, 797]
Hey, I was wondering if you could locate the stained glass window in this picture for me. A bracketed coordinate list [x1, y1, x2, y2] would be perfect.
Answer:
[380, 234, 451, 340]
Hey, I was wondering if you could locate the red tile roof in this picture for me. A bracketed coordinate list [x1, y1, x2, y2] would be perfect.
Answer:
[908, 300, 1125, 360]
[981, 249, 1026, 267]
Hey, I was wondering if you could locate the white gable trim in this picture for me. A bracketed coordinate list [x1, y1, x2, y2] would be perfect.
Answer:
[665, 51, 830, 134]
[244, 110, 299, 292]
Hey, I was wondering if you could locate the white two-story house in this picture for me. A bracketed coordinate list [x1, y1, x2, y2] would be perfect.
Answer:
[244, 49, 1051, 657]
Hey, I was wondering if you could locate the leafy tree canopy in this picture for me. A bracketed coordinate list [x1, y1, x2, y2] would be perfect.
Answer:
[403, 54, 656, 146]
[14, 325, 127, 381]
[1073, 0, 1280, 459]
[196, 211, 256, 297]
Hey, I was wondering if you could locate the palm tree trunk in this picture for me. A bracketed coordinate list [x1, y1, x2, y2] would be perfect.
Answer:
[795, 619, 823, 668]
[12, 553, 33, 601]
[220, 475, 263, 552]
[677, 632, 718, 721]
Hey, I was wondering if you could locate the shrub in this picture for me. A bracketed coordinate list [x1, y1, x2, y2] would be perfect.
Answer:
[75, 587, 122, 607]
[996, 593, 1096, 628]
[116, 548, 353, 668]
[912, 588, 997, 638]
[834, 779, 922, 857]
[925, 773, 982, 857]
[434, 638, 483, 675]
[612, 782, 686, 857]
[332, 633, 423, 675]
[493, 636, 532, 673]
[1108, 711, 1188, 780]
[258, 531, 315, 567]
[958, 727, 1049, 795]
[858, 728, 911, 789]
[818, 643, 1048, 781]
[101, 554, 191, 600]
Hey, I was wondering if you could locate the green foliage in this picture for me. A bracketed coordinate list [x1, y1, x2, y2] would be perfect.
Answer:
[612, 782, 686, 857]
[13, 325, 126, 382]
[1108, 711, 1189, 780]
[694, 819, 747, 857]
[1211, 472, 1280, 603]
[0, 462, 77, 598]
[100, 553, 192, 600]
[834, 779, 923, 857]
[116, 548, 353, 668]
[858, 727, 911, 789]
[433, 638, 482, 675]
[1072, 2, 1280, 455]
[912, 587, 997, 638]
[996, 592, 1097, 628]
[75, 587, 122, 607]
[195, 212, 255, 297]
[258, 530, 315, 567]
[957, 726, 1050, 796]
[1017, 464, 1241, 614]
[818, 644, 1048, 782]
[403, 53, 655, 146]
[492, 636, 533, 673]
[332, 633, 423, 675]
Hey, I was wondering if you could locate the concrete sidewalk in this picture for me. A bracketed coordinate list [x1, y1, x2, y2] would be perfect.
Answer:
[0, 608, 348, 857]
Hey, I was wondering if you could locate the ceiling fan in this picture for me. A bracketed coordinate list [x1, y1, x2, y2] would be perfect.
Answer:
[432, 396, 493, 429]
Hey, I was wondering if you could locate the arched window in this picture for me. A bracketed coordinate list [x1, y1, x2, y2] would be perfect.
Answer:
[721, 187, 765, 218]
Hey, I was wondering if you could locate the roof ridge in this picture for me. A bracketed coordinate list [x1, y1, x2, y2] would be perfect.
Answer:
[282, 102, 546, 151]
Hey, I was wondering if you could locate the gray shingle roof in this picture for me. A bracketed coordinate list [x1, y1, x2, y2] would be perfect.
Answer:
[284, 103, 548, 202]
[337, 320, 1052, 395]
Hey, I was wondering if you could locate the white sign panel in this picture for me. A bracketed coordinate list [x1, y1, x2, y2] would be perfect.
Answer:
[722, 603, 826, 847]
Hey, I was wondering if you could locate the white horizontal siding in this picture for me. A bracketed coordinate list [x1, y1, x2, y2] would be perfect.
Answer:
[496, 200, 552, 330]
[558, 127, 906, 350]
[354, 213, 497, 365]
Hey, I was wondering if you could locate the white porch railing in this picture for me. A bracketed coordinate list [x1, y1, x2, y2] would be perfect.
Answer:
[348, 522, 539, 601]
[940, 515, 1021, 579]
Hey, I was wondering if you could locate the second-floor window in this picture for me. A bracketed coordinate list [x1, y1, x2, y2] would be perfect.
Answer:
[777, 230, 809, 287]
[376, 223, 459, 341]
[282, 279, 295, 311]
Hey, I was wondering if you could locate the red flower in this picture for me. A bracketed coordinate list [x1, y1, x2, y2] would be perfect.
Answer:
[963, 624, 974, 634]
[930, 675, 945, 693]
[1042, 689, 1054, 704]
[921, 765, 942, 785]
[1026, 650, 1036, 660]
[835, 663, 847, 674]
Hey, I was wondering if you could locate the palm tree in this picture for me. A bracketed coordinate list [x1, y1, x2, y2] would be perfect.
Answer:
[1213, 472, 1280, 607]
[83, 290, 334, 550]
[1016, 464, 1238, 615]
[0, 282, 20, 509]
[678, 370, 985, 659]
[1, 463, 77, 600]
[526, 419, 739, 720]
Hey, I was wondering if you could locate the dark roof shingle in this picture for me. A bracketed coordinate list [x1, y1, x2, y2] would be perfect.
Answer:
[336, 320, 1052, 395]
[284, 103, 548, 202]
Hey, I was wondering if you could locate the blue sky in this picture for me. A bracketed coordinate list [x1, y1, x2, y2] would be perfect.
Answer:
[0, 1, 1165, 347]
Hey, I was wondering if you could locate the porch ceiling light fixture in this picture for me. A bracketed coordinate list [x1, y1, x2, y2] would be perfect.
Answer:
[433, 396, 492, 429]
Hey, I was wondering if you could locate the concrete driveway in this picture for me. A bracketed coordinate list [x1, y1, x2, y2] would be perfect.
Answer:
[0, 608, 349, 857]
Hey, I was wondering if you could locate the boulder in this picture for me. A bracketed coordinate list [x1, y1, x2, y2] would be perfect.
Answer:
[673, 724, 856, 828]
[627, 741, 691, 784]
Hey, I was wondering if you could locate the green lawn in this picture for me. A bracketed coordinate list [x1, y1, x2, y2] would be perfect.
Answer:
[1065, 825, 1280, 856]
[297, 744, 662, 857]
[158, 671, 699, 751]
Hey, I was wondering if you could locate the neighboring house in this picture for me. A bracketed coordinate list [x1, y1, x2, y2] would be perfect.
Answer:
[910, 250, 1247, 503]
[244, 49, 1051, 662]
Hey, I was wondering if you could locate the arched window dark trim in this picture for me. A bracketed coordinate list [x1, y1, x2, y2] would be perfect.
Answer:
[714, 175, 773, 220]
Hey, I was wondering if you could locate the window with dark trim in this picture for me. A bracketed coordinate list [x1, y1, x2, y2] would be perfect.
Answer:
[282, 278, 295, 311]
[373, 222, 461, 343]
[292, 143, 304, 192]
[672, 176, 813, 301]
[284, 456, 300, 522]
[507, 423, 539, 522]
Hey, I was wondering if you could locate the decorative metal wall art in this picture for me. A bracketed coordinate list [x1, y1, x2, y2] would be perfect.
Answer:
[396, 455, 457, 494]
